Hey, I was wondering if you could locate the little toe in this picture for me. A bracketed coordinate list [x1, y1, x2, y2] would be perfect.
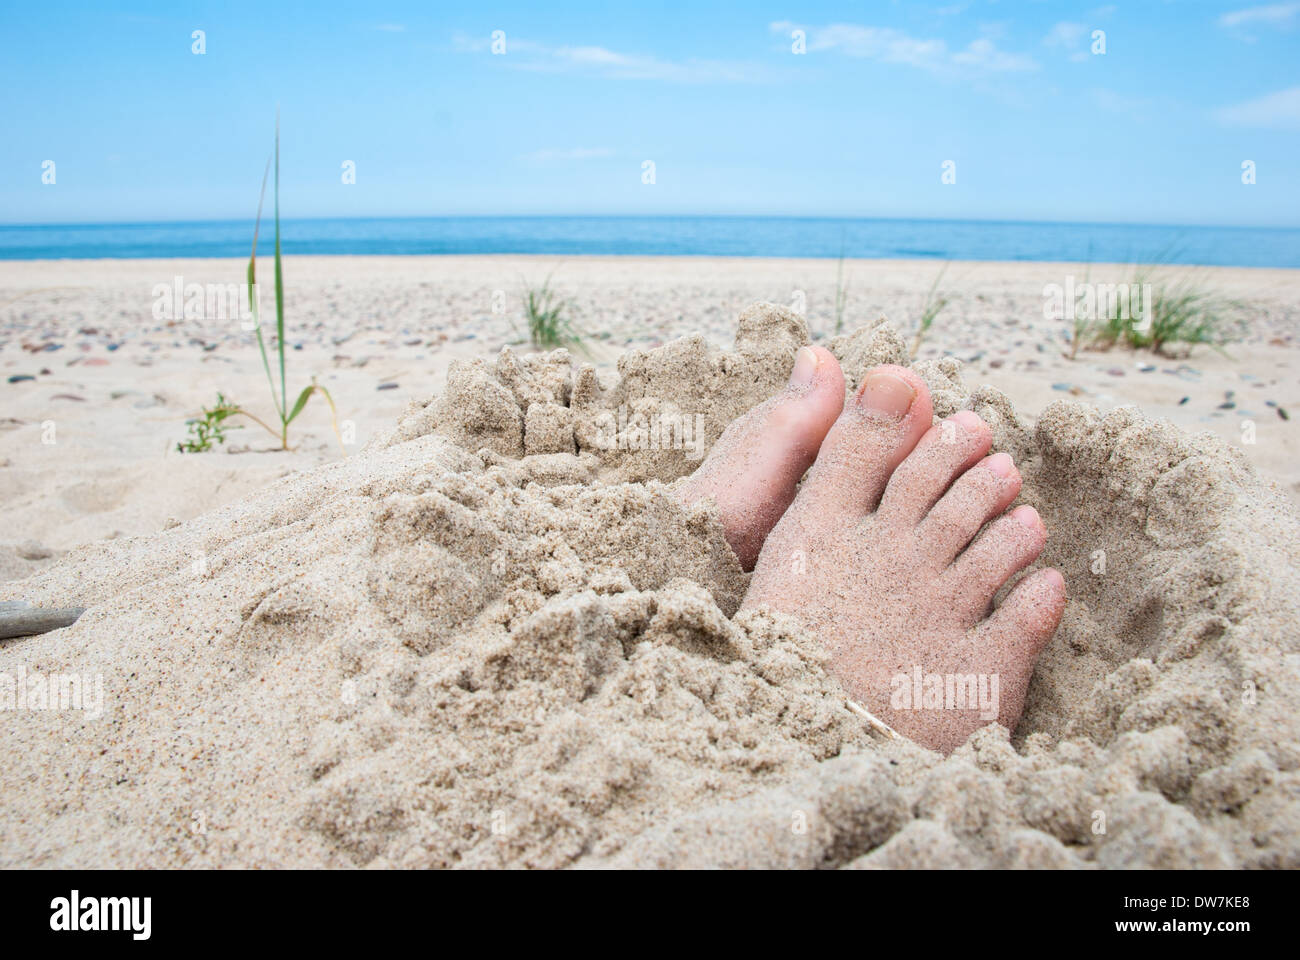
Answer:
[976, 568, 1067, 662]
[916, 452, 1023, 565]
[780, 364, 933, 533]
[875, 410, 993, 527]
[942, 505, 1048, 623]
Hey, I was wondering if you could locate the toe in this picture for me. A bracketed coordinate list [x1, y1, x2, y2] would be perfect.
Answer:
[915, 451, 1023, 564]
[680, 345, 845, 568]
[779, 364, 934, 532]
[942, 505, 1048, 623]
[976, 568, 1067, 661]
[875, 410, 993, 527]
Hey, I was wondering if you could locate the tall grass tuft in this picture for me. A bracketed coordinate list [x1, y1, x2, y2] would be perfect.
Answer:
[833, 248, 850, 335]
[179, 113, 343, 454]
[523, 274, 584, 351]
[910, 262, 950, 358]
[1088, 266, 1240, 357]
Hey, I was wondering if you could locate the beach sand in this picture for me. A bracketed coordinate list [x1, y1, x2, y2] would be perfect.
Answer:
[2, 255, 1299, 868]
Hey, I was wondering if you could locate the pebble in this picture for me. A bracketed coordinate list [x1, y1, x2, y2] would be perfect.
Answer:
[1107, 367, 1125, 377]
[7, 375, 35, 383]
[377, 382, 399, 391]
[1051, 382, 1073, 392]
[1280, 408, 1291, 421]
[1137, 362, 1156, 372]
[1179, 396, 1190, 405]
[83, 357, 110, 366]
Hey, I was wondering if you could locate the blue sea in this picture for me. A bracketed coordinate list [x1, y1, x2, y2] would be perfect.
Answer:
[1, 217, 1297, 268]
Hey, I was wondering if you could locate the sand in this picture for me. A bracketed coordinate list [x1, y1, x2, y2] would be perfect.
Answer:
[2, 257, 1299, 868]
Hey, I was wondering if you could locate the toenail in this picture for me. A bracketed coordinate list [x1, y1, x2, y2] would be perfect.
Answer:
[983, 452, 1015, 478]
[788, 347, 819, 388]
[858, 371, 915, 418]
[1013, 505, 1043, 530]
[952, 410, 983, 431]
[1044, 568, 1065, 590]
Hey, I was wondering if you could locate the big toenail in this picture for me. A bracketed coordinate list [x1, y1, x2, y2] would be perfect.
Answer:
[1013, 505, 1043, 530]
[859, 371, 915, 418]
[983, 452, 1015, 478]
[788, 347, 819, 388]
[953, 410, 982, 431]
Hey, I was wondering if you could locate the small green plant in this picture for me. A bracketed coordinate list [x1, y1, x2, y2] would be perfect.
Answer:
[1067, 250, 1094, 360]
[181, 114, 343, 453]
[833, 248, 850, 335]
[177, 393, 243, 453]
[910, 262, 950, 358]
[1086, 266, 1239, 357]
[522, 273, 584, 351]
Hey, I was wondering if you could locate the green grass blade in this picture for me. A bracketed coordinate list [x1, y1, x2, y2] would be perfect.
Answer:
[274, 109, 287, 432]
[285, 384, 314, 425]
[248, 157, 283, 419]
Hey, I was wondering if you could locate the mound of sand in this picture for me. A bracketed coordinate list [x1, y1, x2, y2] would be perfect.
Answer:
[3, 304, 1298, 869]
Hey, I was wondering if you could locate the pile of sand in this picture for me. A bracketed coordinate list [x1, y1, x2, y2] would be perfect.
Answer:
[3, 304, 1298, 868]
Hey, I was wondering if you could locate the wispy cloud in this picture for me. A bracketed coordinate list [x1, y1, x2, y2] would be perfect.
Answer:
[520, 147, 616, 163]
[768, 21, 1039, 74]
[1090, 88, 1153, 115]
[1043, 22, 1095, 62]
[452, 31, 769, 83]
[1215, 86, 1300, 129]
[1219, 3, 1300, 27]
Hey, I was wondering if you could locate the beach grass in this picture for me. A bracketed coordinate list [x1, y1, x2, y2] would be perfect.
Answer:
[179, 114, 343, 453]
[1088, 267, 1241, 357]
[910, 262, 951, 358]
[522, 274, 584, 352]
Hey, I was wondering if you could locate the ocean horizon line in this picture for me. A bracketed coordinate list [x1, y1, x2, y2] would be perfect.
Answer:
[2, 215, 1297, 268]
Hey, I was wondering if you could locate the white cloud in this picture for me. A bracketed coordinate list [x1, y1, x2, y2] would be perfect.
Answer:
[520, 147, 616, 163]
[1219, 3, 1300, 27]
[452, 32, 767, 83]
[770, 20, 1038, 74]
[1215, 86, 1300, 129]
[1090, 88, 1153, 114]
[1043, 22, 1087, 48]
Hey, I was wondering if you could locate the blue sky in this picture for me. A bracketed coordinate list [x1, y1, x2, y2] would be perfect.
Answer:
[1, 0, 1298, 226]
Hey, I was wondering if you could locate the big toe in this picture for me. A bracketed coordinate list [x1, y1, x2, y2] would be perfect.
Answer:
[777, 364, 934, 536]
[679, 345, 845, 568]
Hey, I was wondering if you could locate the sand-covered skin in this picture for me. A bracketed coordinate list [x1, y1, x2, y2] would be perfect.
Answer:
[2, 303, 1298, 869]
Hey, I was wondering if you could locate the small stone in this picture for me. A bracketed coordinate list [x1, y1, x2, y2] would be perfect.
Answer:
[1107, 367, 1125, 376]
[377, 382, 399, 391]
[7, 375, 34, 383]
[1280, 408, 1291, 421]
[1051, 382, 1073, 392]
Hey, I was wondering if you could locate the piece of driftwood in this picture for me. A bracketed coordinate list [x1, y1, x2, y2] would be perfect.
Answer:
[0, 601, 86, 640]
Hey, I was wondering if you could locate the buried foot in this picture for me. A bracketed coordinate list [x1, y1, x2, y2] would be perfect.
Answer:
[678, 346, 845, 569]
[741, 365, 1067, 754]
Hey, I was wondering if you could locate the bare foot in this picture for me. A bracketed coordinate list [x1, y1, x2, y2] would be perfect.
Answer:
[741, 364, 1067, 753]
[679, 346, 845, 570]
